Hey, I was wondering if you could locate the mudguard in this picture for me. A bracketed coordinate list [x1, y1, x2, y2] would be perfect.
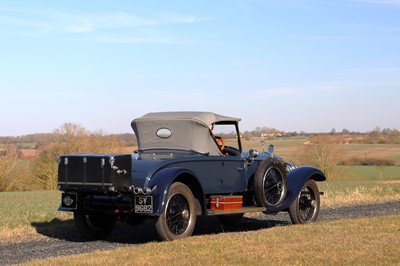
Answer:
[146, 167, 201, 216]
[266, 166, 326, 213]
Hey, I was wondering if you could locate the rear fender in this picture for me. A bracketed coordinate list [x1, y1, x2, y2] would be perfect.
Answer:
[147, 167, 202, 216]
[266, 166, 326, 212]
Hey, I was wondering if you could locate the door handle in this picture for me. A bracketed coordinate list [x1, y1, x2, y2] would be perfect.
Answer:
[236, 167, 244, 172]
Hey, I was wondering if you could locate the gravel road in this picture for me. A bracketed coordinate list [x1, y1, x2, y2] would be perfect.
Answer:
[1, 201, 399, 265]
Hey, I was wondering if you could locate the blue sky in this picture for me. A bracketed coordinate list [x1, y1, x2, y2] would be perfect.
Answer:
[1, 0, 399, 136]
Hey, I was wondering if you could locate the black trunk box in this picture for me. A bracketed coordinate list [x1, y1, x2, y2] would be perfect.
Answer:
[58, 154, 131, 192]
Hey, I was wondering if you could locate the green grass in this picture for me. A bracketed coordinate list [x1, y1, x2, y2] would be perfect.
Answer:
[0, 190, 71, 230]
[1, 177, 400, 242]
[22, 214, 400, 266]
[340, 165, 400, 180]
[390, 155, 400, 165]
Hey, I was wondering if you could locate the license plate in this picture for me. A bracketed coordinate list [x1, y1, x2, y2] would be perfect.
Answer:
[134, 196, 153, 214]
[61, 192, 77, 209]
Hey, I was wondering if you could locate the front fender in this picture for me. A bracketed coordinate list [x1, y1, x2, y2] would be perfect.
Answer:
[147, 167, 199, 216]
[266, 166, 326, 213]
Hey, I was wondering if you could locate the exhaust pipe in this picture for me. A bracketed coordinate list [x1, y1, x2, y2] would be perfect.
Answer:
[142, 187, 152, 195]
[133, 186, 152, 195]
[133, 187, 143, 194]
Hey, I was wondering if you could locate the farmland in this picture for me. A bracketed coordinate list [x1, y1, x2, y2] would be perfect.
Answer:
[1, 190, 399, 265]
[0, 134, 399, 265]
[15, 214, 400, 266]
[1, 135, 399, 232]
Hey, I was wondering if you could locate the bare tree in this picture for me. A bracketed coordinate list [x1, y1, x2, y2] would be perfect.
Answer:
[0, 145, 30, 191]
[33, 123, 120, 190]
[298, 135, 344, 181]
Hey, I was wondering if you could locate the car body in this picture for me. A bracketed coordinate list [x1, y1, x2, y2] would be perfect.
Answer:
[58, 112, 326, 241]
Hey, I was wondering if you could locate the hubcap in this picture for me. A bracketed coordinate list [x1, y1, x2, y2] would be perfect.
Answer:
[181, 210, 189, 220]
[276, 182, 283, 191]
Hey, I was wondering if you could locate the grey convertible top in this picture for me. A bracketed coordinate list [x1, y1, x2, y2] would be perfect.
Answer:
[131, 112, 241, 156]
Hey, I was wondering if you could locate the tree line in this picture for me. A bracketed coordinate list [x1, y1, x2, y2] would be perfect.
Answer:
[1, 124, 399, 191]
[0, 123, 132, 191]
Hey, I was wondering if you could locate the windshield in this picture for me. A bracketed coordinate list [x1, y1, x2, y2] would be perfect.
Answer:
[212, 123, 241, 151]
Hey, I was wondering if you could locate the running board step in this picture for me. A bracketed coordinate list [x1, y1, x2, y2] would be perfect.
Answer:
[207, 206, 266, 216]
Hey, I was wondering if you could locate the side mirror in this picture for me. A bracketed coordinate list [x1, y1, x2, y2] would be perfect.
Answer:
[249, 149, 259, 158]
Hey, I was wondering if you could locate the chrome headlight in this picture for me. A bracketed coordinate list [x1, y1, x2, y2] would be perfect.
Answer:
[284, 162, 297, 172]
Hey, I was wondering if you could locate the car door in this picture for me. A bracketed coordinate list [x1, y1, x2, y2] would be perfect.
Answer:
[219, 156, 246, 193]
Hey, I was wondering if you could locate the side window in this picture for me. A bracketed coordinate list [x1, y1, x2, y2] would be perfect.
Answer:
[212, 124, 240, 151]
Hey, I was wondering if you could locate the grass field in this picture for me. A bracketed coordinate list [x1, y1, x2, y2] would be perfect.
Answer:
[245, 138, 400, 182]
[1, 137, 399, 236]
[0, 190, 72, 241]
[21, 214, 400, 265]
[1, 177, 400, 241]
[1, 137, 399, 264]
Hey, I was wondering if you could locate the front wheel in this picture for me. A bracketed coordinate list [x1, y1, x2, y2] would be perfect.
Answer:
[254, 158, 287, 207]
[74, 212, 116, 240]
[289, 179, 320, 224]
[155, 182, 196, 241]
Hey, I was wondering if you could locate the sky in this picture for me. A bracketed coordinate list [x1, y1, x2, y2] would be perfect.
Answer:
[1, 0, 400, 136]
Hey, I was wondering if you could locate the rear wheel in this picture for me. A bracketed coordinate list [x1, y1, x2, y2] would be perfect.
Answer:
[289, 179, 320, 224]
[156, 182, 196, 241]
[74, 212, 116, 240]
[254, 158, 287, 207]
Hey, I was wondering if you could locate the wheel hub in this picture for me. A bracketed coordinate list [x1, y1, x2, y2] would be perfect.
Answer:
[276, 182, 283, 191]
[181, 210, 189, 220]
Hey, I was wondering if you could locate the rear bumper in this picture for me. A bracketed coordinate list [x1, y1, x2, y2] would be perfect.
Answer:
[58, 192, 133, 213]
[58, 191, 158, 217]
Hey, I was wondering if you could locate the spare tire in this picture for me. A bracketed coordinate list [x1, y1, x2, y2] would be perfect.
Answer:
[254, 158, 287, 207]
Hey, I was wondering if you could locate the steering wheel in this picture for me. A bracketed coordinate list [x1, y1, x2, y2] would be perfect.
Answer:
[215, 136, 225, 151]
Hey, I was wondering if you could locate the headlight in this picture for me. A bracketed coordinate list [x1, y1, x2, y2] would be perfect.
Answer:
[284, 162, 297, 172]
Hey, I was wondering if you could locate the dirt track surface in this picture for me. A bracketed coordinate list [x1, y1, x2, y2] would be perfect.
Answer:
[1, 201, 399, 265]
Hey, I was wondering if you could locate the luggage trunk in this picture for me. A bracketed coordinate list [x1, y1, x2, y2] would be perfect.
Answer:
[58, 154, 132, 192]
[210, 195, 243, 211]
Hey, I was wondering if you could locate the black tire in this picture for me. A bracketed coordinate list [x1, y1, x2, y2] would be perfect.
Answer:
[289, 179, 320, 224]
[254, 158, 287, 207]
[74, 212, 116, 240]
[155, 182, 196, 241]
[218, 213, 244, 226]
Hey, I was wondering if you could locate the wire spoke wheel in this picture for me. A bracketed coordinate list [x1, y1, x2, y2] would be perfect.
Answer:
[264, 168, 285, 206]
[254, 158, 287, 207]
[166, 193, 190, 235]
[289, 179, 320, 224]
[298, 187, 316, 221]
[156, 182, 196, 241]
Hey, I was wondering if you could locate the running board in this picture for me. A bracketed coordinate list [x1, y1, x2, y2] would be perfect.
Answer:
[207, 206, 266, 216]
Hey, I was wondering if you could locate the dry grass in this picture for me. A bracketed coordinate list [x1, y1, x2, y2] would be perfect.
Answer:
[320, 181, 400, 208]
[22, 214, 400, 266]
[0, 226, 45, 243]
[1, 180, 400, 244]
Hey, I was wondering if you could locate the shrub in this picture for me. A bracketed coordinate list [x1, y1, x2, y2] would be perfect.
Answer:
[339, 157, 395, 166]
[32, 123, 121, 190]
[298, 136, 344, 181]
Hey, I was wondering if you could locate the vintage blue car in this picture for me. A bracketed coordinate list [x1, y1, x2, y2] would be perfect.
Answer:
[58, 112, 326, 241]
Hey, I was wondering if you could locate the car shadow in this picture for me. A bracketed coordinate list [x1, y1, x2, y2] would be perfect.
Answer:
[31, 215, 291, 245]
